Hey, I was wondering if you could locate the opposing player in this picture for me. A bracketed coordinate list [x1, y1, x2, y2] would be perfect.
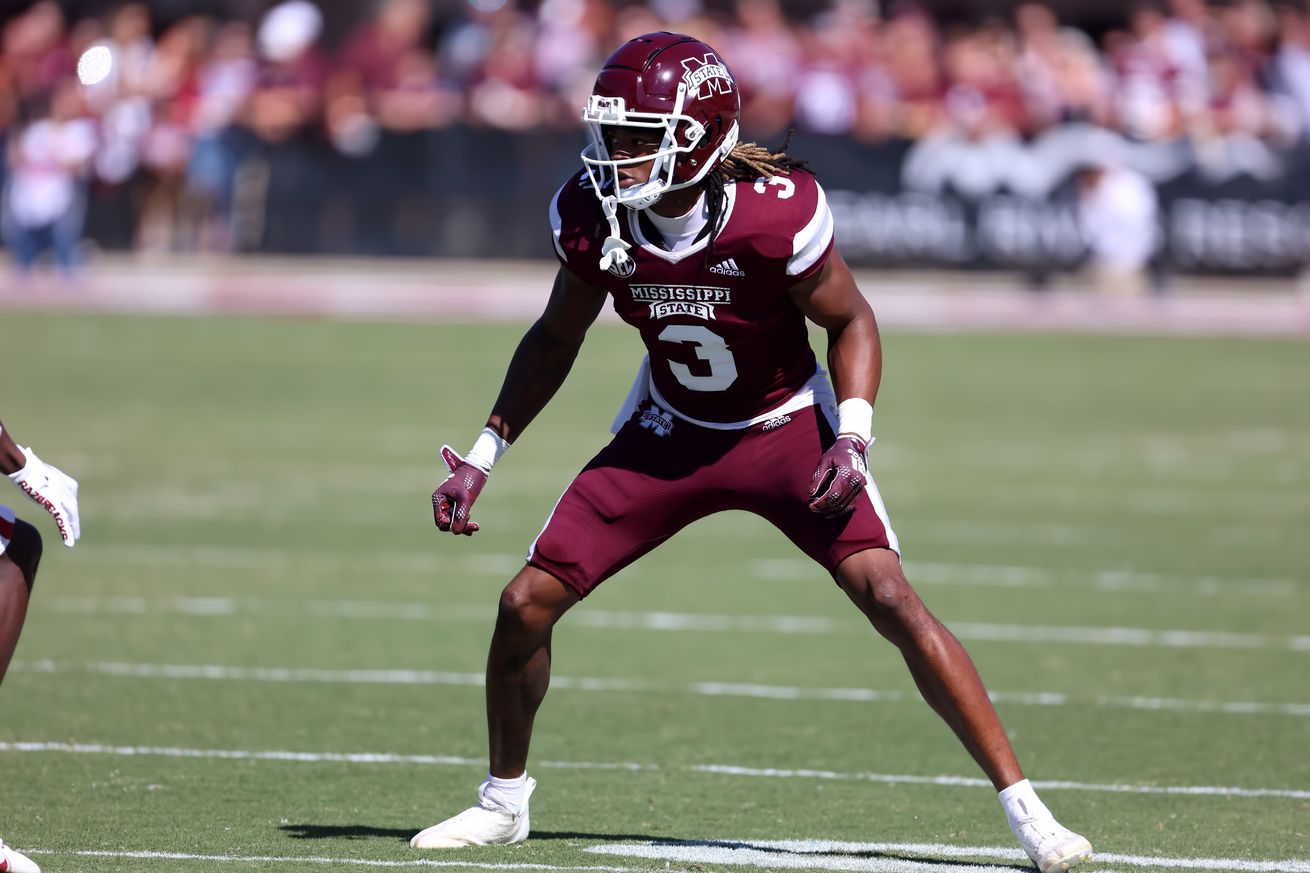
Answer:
[0, 418, 80, 873]
[417, 32, 1092, 873]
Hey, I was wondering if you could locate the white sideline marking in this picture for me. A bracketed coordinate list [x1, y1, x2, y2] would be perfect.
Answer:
[0, 741, 649, 771]
[3, 740, 1308, 800]
[60, 542, 1299, 597]
[21, 842, 1310, 873]
[690, 764, 1310, 798]
[12, 660, 1310, 717]
[587, 839, 1310, 872]
[29, 849, 646, 870]
[43, 596, 1310, 652]
[760, 558, 1298, 597]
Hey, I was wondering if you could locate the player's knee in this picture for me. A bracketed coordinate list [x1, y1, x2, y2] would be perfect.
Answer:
[6, 519, 43, 592]
[865, 571, 914, 618]
[495, 581, 558, 636]
[841, 562, 919, 626]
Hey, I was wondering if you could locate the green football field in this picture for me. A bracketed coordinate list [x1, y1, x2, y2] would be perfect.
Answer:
[1, 311, 1307, 872]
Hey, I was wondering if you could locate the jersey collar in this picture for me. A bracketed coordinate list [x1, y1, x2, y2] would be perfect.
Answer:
[626, 183, 738, 264]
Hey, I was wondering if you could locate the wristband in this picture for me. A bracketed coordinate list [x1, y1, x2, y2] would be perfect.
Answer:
[464, 427, 510, 473]
[836, 398, 873, 444]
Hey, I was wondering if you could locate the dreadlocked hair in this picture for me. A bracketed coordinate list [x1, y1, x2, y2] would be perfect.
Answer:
[702, 132, 812, 270]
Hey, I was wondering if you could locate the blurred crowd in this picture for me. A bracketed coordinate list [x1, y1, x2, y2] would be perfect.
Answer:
[3, 0, 1310, 263]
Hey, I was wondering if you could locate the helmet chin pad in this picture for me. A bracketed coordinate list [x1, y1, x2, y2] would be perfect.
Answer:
[620, 180, 665, 211]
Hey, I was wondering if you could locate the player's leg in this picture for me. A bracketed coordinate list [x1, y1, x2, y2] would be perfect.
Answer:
[411, 565, 577, 849]
[834, 548, 1021, 787]
[0, 554, 30, 686]
[0, 510, 42, 686]
[486, 566, 580, 778]
[743, 410, 1091, 873]
[413, 411, 721, 849]
[0, 512, 44, 871]
[833, 549, 1092, 873]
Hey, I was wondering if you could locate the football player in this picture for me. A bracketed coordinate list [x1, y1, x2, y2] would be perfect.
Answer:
[0, 418, 80, 873]
[419, 32, 1092, 873]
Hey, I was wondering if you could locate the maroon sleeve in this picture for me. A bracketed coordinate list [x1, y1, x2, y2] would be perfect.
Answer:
[549, 173, 609, 287]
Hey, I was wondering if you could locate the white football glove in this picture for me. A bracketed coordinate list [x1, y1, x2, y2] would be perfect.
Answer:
[8, 446, 80, 547]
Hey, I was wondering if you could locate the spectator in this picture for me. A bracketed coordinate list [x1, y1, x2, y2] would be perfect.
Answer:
[185, 20, 258, 250]
[1076, 158, 1160, 296]
[1274, 3, 1310, 141]
[2, 80, 96, 276]
[246, 0, 327, 144]
[724, 0, 802, 139]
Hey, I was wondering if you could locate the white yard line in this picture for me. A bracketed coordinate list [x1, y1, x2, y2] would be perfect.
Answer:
[11, 659, 1310, 717]
[41, 591, 1310, 651]
[3, 740, 1307, 800]
[27, 849, 646, 870]
[57, 543, 1301, 598]
[587, 840, 1310, 873]
[16, 841, 1308, 873]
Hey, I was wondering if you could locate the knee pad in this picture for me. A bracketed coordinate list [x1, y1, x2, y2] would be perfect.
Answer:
[6, 519, 43, 592]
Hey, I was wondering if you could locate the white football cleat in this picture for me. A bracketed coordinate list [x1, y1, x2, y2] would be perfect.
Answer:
[411, 778, 536, 848]
[1011, 816, 1093, 873]
[0, 836, 40, 873]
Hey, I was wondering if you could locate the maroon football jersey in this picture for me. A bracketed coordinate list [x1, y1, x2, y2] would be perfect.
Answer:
[550, 170, 835, 424]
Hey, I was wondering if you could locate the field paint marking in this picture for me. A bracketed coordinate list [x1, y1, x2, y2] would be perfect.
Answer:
[42, 595, 1310, 652]
[0, 741, 650, 771]
[587, 839, 1310, 873]
[762, 558, 1297, 597]
[4, 740, 1309, 800]
[29, 849, 647, 870]
[691, 764, 1310, 799]
[13, 660, 1310, 717]
[59, 542, 1300, 598]
[20, 842, 1310, 873]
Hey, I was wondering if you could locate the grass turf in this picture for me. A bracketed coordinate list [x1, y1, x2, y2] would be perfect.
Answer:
[0, 311, 1307, 871]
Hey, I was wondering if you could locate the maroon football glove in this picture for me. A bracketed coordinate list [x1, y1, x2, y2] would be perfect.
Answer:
[432, 446, 488, 536]
[808, 435, 869, 518]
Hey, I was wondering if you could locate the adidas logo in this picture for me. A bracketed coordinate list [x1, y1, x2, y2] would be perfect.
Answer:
[709, 258, 746, 277]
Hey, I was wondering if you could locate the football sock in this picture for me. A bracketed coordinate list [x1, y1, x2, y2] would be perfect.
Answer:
[998, 778, 1054, 827]
[483, 772, 530, 815]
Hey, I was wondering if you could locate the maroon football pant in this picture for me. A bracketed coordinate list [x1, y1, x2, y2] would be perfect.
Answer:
[528, 403, 897, 597]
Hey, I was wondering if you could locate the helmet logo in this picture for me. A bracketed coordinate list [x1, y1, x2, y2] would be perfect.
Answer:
[680, 53, 733, 98]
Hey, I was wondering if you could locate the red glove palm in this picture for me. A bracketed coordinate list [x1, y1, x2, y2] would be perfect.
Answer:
[432, 446, 488, 535]
[808, 435, 869, 518]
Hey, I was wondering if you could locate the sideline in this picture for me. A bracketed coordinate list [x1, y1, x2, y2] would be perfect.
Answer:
[3, 740, 1308, 800]
[2, 256, 1308, 336]
[11, 659, 1310, 717]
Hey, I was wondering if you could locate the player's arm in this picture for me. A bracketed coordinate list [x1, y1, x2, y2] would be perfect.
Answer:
[433, 267, 607, 535]
[484, 267, 608, 443]
[0, 420, 25, 475]
[0, 418, 81, 546]
[788, 249, 881, 517]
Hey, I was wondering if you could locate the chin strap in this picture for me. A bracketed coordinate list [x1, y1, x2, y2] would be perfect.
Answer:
[598, 195, 633, 274]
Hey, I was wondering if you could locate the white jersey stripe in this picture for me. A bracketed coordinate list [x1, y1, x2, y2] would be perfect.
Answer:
[788, 181, 834, 277]
[549, 185, 567, 261]
[817, 401, 899, 554]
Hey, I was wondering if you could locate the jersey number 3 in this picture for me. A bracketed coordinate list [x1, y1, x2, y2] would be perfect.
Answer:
[658, 324, 738, 391]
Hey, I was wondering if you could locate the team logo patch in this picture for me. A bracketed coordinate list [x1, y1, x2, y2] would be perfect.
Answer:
[638, 402, 675, 437]
[607, 257, 636, 278]
[630, 284, 731, 321]
[681, 53, 734, 99]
